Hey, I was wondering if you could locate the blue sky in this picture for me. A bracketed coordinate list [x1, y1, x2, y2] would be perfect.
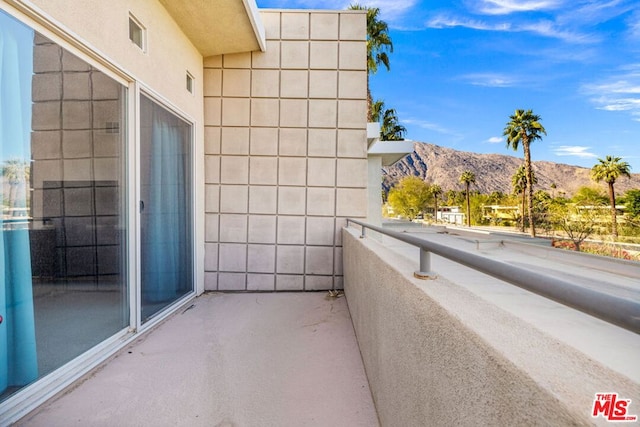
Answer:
[257, 0, 640, 172]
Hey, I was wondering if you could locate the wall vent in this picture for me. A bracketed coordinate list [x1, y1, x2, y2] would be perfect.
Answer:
[129, 14, 145, 50]
[186, 72, 194, 93]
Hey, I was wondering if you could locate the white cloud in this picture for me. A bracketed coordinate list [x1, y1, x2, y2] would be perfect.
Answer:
[470, 0, 561, 15]
[553, 146, 598, 158]
[473, 0, 563, 15]
[558, 0, 636, 27]
[629, 10, 640, 39]
[403, 118, 451, 134]
[582, 68, 640, 120]
[597, 97, 640, 111]
[426, 15, 596, 43]
[519, 20, 601, 43]
[588, 80, 640, 94]
[427, 15, 511, 31]
[402, 118, 465, 140]
[486, 136, 504, 144]
[459, 72, 518, 87]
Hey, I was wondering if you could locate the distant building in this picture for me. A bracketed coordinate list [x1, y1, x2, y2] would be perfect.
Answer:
[437, 206, 465, 225]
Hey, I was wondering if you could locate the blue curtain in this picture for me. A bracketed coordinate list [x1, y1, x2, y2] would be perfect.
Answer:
[0, 12, 38, 393]
[141, 103, 191, 304]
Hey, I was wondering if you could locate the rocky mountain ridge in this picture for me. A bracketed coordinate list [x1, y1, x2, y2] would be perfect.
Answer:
[382, 142, 640, 196]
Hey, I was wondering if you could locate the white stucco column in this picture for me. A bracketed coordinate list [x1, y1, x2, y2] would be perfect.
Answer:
[367, 155, 383, 226]
[366, 121, 415, 227]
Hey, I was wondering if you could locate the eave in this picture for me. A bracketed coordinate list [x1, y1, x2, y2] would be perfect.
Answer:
[158, 0, 266, 57]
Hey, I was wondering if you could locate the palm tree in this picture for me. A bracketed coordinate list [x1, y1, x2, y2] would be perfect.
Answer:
[591, 155, 632, 239]
[459, 170, 475, 227]
[445, 189, 461, 206]
[348, 4, 393, 122]
[430, 184, 442, 222]
[511, 166, 526, 232]
[511, 165, 537, 233]
[371, 99, 385, 122]
[503, 109, 546, 237]
[380, 108, 406, 141]
[371, 99, 406, 140]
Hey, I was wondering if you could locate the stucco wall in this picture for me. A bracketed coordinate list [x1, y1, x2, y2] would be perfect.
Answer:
[202, 10, 368, 291]
[343, 227, 640, 426]
[16, 0, 204, 121]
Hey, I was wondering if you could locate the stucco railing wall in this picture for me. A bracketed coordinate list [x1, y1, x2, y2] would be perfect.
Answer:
[342, 228, 639, 426]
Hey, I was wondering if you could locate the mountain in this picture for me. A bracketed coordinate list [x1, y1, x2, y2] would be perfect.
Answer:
[382, 142, 640, 196]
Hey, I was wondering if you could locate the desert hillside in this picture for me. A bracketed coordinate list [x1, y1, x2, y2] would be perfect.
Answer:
[382, 142, 640, 196]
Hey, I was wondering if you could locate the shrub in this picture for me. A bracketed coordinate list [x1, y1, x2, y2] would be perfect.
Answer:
[552, 239, 639, 261]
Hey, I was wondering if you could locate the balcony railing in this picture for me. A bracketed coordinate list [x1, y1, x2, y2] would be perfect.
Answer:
[346, 218, 640, 334]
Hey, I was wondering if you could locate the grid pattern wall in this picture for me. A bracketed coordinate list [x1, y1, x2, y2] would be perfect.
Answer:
[203, 11, 368, 291]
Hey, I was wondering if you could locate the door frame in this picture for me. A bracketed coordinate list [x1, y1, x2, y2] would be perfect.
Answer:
[133, 84, 198, 332]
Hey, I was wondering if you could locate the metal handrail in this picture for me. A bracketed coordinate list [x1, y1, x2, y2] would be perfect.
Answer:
[346, 218, 640, 334]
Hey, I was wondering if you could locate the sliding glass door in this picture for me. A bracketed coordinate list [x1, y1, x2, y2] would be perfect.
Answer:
[0, 8, 196, 412]
[1, 10, 128, 402]
[139, 95, 193, 322]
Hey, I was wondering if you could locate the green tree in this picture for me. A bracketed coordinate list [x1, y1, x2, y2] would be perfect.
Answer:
[444, 189, 463, 206]
[511, 164, 537, 233]
[372, 100, 406, 140]
[572, 186, 607, 205]
[371, 99, 385, 122]
[533, 190, 553, 234]
[550, 201, 597, 252]
[430, 184, 442, 222]
[487, 191, 506, 205]
[348, 4, 393, 122]
[504, 109, 547, 237]
[387, 176, 431, 220]
[624, 189, 640, 219]
[591, 155, 632, 239]
[380, 108, 406, 141]
[470, 193, 490, 225]
[459, 170, 476, 227]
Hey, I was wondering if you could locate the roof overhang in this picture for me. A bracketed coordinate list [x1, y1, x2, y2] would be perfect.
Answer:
[366, 123, 415, 166]
[159, 0, 266, 57]
[368, 140, 415, 167]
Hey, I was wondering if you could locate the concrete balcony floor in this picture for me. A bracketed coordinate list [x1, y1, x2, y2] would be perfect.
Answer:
[19, 293, 379, 427]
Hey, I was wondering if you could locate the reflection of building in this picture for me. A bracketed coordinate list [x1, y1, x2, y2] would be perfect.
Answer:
[30, 37, 124, 283]
[0, 2, 367, 422]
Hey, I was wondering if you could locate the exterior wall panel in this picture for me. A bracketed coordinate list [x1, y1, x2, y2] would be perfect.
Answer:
[203, 10, 367, 291]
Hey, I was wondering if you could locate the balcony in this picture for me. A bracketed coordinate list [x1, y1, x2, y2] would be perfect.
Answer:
[19, 292, 379, 426]
[18, 222, 640, 426]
